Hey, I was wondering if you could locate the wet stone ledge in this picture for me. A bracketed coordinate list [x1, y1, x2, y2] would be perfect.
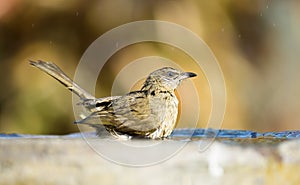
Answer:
[0, 129, 300, 185]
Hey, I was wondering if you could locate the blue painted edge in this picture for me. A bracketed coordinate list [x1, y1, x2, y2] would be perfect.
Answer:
[0, 129, 299, 139]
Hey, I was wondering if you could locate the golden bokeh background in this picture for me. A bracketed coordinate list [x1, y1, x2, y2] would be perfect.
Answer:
[0, 0, 299, 134]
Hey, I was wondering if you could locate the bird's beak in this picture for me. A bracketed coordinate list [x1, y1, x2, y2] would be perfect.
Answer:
[179, 72, 197, 80]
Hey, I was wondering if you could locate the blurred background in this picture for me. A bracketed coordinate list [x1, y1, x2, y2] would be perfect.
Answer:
[0, 0, 299, 135]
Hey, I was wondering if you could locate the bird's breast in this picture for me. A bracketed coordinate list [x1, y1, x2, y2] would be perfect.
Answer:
[147, 91, 178, 138]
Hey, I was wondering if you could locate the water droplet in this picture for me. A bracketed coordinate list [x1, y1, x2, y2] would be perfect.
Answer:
[238, 34, 241, 38]
[31, 23, 34, 27]
[76, 11, 79, 16]
[266, 5, 269, 9]
[260, 12, 263, 17]
[221, 28, 225, 32]
[273, 23, 276, 27]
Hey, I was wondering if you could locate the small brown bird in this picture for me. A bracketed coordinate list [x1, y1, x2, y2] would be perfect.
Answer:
[30, 60, 197, 139]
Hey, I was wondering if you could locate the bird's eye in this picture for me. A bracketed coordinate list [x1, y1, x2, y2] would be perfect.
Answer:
[167, 71, 175, 77]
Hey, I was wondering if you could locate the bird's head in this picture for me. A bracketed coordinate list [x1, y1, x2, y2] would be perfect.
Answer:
[142, 67, 197, 91]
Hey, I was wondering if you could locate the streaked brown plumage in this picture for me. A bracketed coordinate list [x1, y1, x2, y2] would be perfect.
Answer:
[30, 60, 196, 139]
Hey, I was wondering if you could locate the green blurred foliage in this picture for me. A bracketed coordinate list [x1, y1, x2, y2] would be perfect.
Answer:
[0, 0, 299, 134]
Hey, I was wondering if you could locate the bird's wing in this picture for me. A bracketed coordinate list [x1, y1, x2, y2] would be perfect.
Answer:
[75, 91, 159, 133]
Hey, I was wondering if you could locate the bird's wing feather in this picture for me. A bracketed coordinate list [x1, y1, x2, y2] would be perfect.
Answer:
[79, 96, 122, 112]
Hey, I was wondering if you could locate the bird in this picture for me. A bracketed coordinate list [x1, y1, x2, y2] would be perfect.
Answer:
[29, 60, 197, 139]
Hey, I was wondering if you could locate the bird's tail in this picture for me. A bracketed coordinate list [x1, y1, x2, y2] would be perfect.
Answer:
[29, 60, 95, 100]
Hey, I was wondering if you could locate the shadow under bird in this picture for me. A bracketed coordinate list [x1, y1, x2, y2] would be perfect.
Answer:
[30, 60, 197, 139]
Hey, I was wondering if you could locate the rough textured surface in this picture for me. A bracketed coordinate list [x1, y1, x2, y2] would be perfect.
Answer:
[0, 137, 299, 185]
